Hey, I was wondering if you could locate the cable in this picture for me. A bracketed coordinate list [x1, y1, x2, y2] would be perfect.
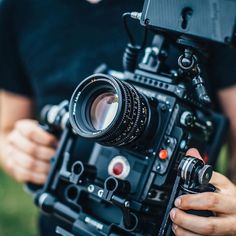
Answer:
[122, 12, 147, 49]
[122, 12, 135, 46]
[122, 12, 148, 72]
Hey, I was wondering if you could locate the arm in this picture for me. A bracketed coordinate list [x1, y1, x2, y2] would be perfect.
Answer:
[0, 90, 57, 184]
[170, 149, 236, 236]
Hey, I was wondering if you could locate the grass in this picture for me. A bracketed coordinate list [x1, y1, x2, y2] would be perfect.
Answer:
[0, 170, 38, 236]
[216, 145, 228, 175]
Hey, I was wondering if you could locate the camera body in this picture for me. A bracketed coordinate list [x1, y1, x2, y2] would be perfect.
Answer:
[88, 69, 218, 199]
[36, 37, 227, 236]
[66, 46, 225, 235]
[33, 0, 236, 235]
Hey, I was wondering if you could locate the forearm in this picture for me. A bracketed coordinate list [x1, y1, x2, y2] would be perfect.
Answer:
[0, 131, 9, 169]
[0, 127, 14, 170]
[0, 90, 33, 172]
[0, 91, 12, 168]
[227, 130, 236, 183]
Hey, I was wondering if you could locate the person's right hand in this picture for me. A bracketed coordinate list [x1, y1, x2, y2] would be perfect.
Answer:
[170, 149, 236, 236]
[1, 119, 58, 184]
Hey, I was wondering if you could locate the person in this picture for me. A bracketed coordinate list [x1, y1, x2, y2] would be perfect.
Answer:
[1, 0, 236, 235]
[170, 148, 236, 236]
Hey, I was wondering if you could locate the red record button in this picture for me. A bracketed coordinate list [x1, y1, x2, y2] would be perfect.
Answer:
[113, 162, 124, 176]
[159, 149, 168, 160]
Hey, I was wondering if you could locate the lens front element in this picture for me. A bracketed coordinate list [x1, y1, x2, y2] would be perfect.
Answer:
[90, 92, 119, 130]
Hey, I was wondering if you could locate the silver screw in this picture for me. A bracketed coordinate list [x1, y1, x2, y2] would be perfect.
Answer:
[98, 190, 104, 198]
[88, 185, 95, 193]
[125, 201, 130, 208]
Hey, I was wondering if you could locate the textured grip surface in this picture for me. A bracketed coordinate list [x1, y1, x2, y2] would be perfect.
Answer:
[141, 0, 236, 45]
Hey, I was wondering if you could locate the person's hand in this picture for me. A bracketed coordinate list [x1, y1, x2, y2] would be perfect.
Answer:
[170, 148, 236, 236]
[1, 119, 57, 184]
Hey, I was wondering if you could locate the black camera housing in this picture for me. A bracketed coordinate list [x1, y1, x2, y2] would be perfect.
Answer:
[65, 56, 226, 235]
[31, 1, 235, 235]
[141, 0, 236, 46]
[35, 39, 227, 235]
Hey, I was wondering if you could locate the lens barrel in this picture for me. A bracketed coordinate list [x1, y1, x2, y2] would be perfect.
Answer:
[69, 74, 150, 147]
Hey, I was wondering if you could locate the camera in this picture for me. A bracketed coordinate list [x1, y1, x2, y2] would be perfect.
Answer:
[32, 1, 236, 235]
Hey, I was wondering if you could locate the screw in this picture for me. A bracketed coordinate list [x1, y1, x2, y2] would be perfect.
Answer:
[144, 207, 149, 213]
[165, 138, 171, 145]
[161, 104, 167, 111]
[98, 190, 104, 198]
[125, 201, 130, 208]
[88, 185, 95, 193]
[156, 164, 161, 171]
[144, 18, 150, 25]
[182, 58, 192, 67]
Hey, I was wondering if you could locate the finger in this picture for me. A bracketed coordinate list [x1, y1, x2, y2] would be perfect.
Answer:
[185, 150, 236, 195]
[15, 120, 58, 147]
[174, 192, 236, 214]
[210, 172, 236, 195]
[8, 130, 56, 161]
[172, 224, 202, 236]
[186, 148, 203, 160]
[13, 165, 47, 184]
[10, 147, 51, 174]
[4, 152, 47, 184]
[170, 208, 236, 235]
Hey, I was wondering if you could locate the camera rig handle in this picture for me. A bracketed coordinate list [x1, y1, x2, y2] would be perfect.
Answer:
[25, 100, 70, 194]
[158, 156, 214, 236]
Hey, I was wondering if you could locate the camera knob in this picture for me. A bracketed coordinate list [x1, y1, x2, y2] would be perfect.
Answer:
[180, 111, 194, 127]
[178, 52, 196, 71]
[198, 165, 213, 185]
[179, 156, 213, 188]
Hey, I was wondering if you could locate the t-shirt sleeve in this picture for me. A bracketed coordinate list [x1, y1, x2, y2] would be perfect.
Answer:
[207, 45, 236, 90]
[0, 0, 33, 97]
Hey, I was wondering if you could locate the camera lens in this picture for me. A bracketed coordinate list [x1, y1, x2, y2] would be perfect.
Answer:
[69, 74, 150, 147]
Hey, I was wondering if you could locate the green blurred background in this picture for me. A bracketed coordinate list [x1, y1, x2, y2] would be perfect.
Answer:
[0, 170, 38, 236]
[0, 147, 228, 236]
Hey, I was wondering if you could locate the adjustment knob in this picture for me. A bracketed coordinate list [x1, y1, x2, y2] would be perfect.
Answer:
[198, 165, 213, 185]
[180, 111, 195, 127]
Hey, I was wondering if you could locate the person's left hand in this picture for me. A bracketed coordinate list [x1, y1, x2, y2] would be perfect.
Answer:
[170, 148, 236, 236]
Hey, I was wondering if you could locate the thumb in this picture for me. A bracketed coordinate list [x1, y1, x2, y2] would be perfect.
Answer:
[210, 171, 236, 195]
[185, 148, 203, 161]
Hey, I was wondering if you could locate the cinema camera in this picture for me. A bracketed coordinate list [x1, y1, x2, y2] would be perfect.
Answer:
[31, 0, 236, 235]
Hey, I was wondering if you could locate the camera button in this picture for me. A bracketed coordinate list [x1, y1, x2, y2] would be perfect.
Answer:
[108, 155, 130, 179]
[113, 162, 124, 176]
[159, 149, 169, 160]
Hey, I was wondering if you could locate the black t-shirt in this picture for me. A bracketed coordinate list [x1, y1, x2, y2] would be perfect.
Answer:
[0, 0, 236, 235]
[0, 0, 144, 112]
